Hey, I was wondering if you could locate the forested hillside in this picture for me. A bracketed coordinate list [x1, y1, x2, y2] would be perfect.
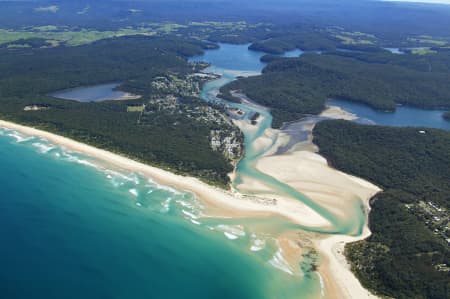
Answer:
[0, 36, 205, 98]
[314, 120, 450, 299]
[221, 51, 450, 127]
[0, 36, 237, 187]
[248, 25, 338, 54]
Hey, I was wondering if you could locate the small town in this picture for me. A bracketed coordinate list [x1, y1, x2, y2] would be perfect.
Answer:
[129, 71, 244, 162]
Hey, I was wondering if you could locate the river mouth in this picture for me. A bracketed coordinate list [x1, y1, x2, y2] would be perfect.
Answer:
[191, 42, 450, 298]
[192, 43, 380, 233]
[3, 42, 443, 299]
[190, 43, 380, 299]
[0, 43, 333, 299]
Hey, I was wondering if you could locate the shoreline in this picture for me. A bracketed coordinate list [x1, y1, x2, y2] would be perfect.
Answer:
[0, 119, 330, 229]
[315, 106, 380, 298]
[1, 108, 381, 299]
[315, 227, 379, 299]
[241, 104, 382, 299]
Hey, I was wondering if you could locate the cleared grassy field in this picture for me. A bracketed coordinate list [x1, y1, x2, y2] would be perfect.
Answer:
[410, 47, 438, 55]
[0, 21, 267, 48]
[127, 105, 145, 112]
[0, 27, 158, 47]
[408, 36, 448, 47]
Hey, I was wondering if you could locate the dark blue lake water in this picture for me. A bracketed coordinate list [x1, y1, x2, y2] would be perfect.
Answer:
[329, 99, 450, 130]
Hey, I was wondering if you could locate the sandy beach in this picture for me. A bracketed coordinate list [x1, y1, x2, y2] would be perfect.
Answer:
[320, 105, 358, 120]
[1, 104, 381, 299]
[255, 151, 380, 223]
[315, 232, 380, 299]
[115, 93, 142, 101]
[238, 104, 382, 299]
[256, 148, 381, 298]
[0, 119, 329, 229]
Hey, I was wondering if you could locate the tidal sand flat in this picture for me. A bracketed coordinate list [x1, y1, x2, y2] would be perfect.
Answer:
[6, 42, 447, 299]
[252, 113, 382, 299]
[230, 103, 381, 299]
[0, 43, 365, 299]
[193, 44, 383, 299]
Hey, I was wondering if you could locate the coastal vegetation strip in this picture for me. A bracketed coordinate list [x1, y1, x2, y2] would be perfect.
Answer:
[313, 120, 450, 299]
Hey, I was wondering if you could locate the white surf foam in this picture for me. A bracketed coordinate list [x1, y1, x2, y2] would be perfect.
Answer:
[216, 225, 246, 240]
[156, 184, 181, 195]
[75, 158, 99, 169]
[190, 219, 201, 225]
[57, 150, 100, 169]
[176, 199, 193, 209]
[250, 238, 266, 252]
[103, 169, 140, 185]
[224, 232, 239, 240]
[268, 248, 294, 275]
[132, 175, 140, 185]
[318, 272, 325, 297]
[160, 197, 172, 213]
[129, 189, 138, 197]
[32, 142, 55, 153]
[8, 132, 34, 143]
[182, 210, 198, 220]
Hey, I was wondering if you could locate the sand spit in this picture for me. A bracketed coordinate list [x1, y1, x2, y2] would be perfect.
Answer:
[316, 231, 380, 299]
[256, 150, 381, 299]
[242, 104, 382, 299]
[255, 151, 380, 221]
[320, 105, 358, 120]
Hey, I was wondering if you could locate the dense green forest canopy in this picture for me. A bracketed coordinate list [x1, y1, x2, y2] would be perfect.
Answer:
[314, 120, 450, 299]
[0, 36, 235, 187]
[221, 51, 450, 127]
[0, 0, 450, 52]
[0, 2, 450, 298]
[331, 49, 450, 73]
[2, 0, 450, 42]
[0, 35, 206, 97]
[248, 26, 339, 54]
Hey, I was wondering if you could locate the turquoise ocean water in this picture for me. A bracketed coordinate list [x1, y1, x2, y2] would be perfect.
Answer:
[1, 43, 448, 299]
[0, 128, 320, 299]
[1, 43, 323, 299]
